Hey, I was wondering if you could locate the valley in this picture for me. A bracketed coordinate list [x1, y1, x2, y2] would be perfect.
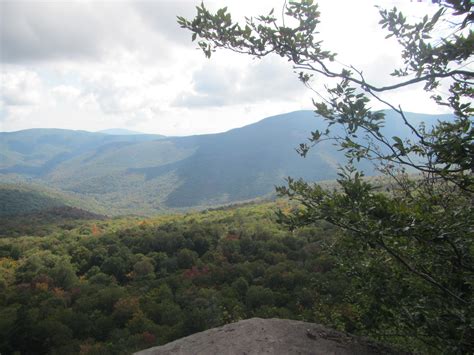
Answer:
[0, 110, 449, 216]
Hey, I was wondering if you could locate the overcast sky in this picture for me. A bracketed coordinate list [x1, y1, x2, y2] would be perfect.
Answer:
[0, 0, 451, 136]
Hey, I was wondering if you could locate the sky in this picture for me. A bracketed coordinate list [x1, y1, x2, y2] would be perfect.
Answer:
[0, 0, 452, 136]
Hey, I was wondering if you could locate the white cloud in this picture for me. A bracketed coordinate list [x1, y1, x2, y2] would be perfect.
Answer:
[52, 85, 81, 101]
[1, 70, 43, 106]
[1, 1, 109, 62]
[0, 0, 189, 64]
[0, 0, 456, 135]
[174, 56, 306, 108]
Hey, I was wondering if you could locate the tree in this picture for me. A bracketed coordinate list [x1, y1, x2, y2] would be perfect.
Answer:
[178, 1, 473, 352]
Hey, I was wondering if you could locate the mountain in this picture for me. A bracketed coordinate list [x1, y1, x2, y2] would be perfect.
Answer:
[98, 128, 151, 135]
[0, 110, 451, 215]
[0, 182, 109, 237]
[0, 183, 107, 216]
[0, 128, 164, 177]
[0, 184, 66, 217]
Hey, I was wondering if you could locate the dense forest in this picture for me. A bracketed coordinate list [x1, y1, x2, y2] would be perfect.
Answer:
[0, 203, 339, 354]
[1, 201, 468, 354]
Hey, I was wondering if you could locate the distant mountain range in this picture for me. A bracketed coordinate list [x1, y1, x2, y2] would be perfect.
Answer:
[0, 110, 451, 215]
[98, 128, 149, 135]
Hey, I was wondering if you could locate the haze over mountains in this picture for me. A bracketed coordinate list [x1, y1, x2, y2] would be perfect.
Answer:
[0, 110, 451, 215]
[98, 128, 148, 135]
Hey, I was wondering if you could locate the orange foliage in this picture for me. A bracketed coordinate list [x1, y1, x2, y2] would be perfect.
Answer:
[35, 282, 49, 292]
[79, 342, 106, 355]
[91, 224, 101, 236]
[52, 287, 65, 298]
[0, 257, 18, 269]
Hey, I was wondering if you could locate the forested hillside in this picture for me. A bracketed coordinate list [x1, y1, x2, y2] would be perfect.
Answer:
[0, 129, 163, 176]
[0, 183, 107, 216]
[0, 110, 450, 214]
[0, 202, 427, 354]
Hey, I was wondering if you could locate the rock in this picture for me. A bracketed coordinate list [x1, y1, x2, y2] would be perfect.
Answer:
[135, 318, 405, 355]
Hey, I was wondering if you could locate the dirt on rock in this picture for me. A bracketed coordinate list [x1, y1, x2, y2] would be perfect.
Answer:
[134, 318, 405, 355]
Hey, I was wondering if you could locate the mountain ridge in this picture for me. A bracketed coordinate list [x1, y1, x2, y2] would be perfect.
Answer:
[0, 110, 452, 215]
[98, 128, 149, 135]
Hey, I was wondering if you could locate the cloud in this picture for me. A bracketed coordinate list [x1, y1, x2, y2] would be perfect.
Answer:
[51, 85, 82, 102]
[0, 69, 48, 129]
[1, 1, 108, 62]
[0, 0, 452, 136]
[242, 58, 306, 101]
[1, 70, 43, 106]
[132, 1, 197, 45]
[69, 64, 171, 116]
[174, 57, 306, 108]
[0, 0, 194, 64]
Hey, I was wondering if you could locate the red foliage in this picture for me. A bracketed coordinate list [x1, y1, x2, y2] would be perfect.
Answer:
[225, 233, 240, 240]
[142, 331, 156, 344]
[183, 265, 210, 279]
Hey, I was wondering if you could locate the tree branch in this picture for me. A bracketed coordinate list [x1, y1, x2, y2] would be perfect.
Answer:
[378, 240, 468, 305]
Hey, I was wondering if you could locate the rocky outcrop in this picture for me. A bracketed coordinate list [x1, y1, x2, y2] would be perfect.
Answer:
[135, 318, 404, 355]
